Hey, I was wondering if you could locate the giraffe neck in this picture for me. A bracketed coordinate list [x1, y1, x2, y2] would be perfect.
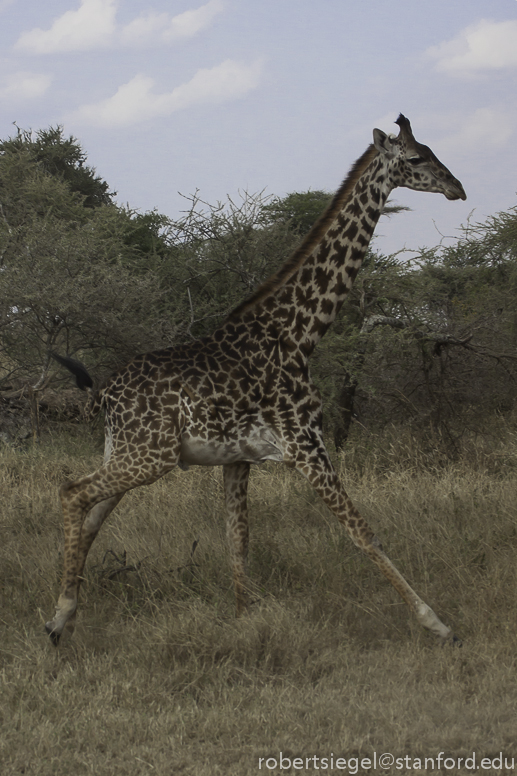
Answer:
[226, 145, 393, 362]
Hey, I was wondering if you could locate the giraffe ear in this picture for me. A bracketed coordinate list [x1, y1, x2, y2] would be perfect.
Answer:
[373, 128, 396, 157]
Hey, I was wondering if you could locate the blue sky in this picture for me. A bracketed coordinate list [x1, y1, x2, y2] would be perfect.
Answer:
[1, 0, 516, 256]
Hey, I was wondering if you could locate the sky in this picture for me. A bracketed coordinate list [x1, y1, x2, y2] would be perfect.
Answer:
[1, 0, 517, 257]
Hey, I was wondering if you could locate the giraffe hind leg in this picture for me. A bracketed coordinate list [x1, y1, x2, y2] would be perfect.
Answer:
[46, 456, 178, 645]
[45, 473, 128, 644]
[45, 494, 124, 644]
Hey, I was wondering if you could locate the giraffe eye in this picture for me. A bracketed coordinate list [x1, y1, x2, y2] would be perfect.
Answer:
[408, 156, 424, 166]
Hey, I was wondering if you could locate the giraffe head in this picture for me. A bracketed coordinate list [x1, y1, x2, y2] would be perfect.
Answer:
[372, 114, 466, 201]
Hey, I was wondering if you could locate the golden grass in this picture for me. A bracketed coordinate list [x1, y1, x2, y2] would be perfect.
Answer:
[1, 427, 517, 775]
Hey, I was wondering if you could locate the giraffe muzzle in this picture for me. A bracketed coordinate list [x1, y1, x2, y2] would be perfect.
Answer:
[444, 179, 467, 201]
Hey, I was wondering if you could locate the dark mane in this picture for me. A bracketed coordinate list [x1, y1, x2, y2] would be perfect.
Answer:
[227, 143, 378, 320]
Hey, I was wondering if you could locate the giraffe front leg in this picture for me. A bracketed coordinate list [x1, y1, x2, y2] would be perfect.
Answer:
[223, 462, 251, 616]
[295, 451, 454, 641]
[363, 535, 453, 639]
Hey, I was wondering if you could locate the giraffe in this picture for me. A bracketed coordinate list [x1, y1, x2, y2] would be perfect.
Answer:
[46, 115, 466, 645]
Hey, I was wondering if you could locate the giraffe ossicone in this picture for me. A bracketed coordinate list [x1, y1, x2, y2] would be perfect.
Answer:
[46, 114, 466, 645]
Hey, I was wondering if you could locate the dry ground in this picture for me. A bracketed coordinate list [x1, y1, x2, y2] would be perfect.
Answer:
[1, 424, 517, 775]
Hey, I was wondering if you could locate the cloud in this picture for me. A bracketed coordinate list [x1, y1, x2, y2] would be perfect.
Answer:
[427, 19, 517, 76]
[120, 0, 224, 46]
[437, 108, 515, 157]
[15, 0, 224, 54]
[15, 0, 117, 54]
[0, 71, 52, 100]
[68, 59, 262, 127]
[163, 0, 224, 41]
[117, 12, 168, 46]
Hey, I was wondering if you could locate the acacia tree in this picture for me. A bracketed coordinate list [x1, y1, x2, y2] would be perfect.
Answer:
[154, 190, 301, 340]
[0, 128, 169, 435]
[322, 208, 517, 451]
[3, 123, 514, 451]
[2, 125, 113, 209]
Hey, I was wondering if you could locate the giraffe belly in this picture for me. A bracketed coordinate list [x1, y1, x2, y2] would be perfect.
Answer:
[179, 427, 284, 466]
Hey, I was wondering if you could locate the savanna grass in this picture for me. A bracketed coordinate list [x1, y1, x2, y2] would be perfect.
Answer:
[1, 424, 517, 775]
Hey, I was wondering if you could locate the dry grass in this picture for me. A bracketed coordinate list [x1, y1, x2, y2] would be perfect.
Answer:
[1, 425, 517, 775]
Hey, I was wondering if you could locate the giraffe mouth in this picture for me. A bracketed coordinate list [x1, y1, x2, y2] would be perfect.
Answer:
[444, 181, 467, 201]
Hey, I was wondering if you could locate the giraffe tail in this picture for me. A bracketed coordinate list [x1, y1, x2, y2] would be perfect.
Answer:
[51, 353, 93, 390]
[51, 353, 103, 420]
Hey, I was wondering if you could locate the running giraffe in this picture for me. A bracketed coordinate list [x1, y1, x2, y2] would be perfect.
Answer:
[47, 115, 466, 645]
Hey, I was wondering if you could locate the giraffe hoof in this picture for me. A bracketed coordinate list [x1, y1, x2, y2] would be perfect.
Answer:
[45, 622, 61, 647]
[441, 632, 462, 648]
